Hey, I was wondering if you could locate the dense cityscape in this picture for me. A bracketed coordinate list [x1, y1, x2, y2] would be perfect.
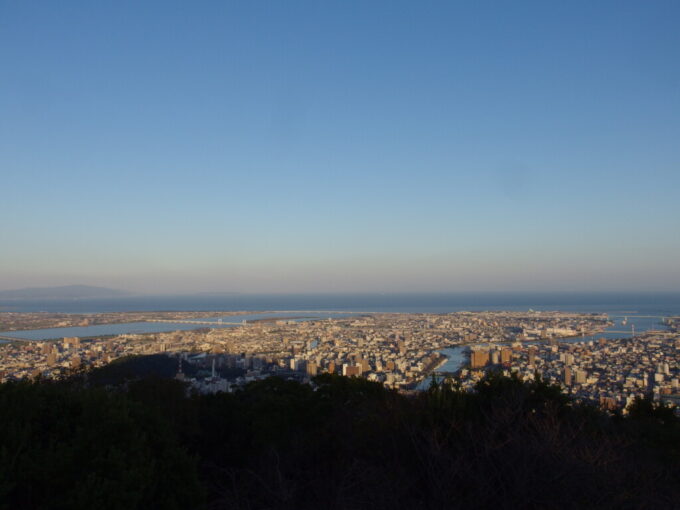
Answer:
[464, 331, 680, 410]
[3, 310, 678, 412]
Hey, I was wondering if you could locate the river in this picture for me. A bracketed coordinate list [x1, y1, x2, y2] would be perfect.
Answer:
[0, 311, 359, 342]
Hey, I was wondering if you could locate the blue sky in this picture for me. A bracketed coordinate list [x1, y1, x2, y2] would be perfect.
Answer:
[1, 1, 679, 293]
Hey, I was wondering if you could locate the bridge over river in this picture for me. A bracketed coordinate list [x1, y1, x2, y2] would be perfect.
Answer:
[145, 319, 250, 326]
[609, 315, 679, 320]
[0, 335, 33, 342]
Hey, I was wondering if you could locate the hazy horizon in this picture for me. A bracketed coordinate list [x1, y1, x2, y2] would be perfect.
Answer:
[2, 1, 679, 294]
[0, 284, 680, 298]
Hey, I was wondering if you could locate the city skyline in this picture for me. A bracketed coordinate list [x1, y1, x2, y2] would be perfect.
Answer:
[2, 1, 679, 293]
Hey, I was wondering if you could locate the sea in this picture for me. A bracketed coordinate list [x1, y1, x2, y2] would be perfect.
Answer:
[1, 292, 679, 343]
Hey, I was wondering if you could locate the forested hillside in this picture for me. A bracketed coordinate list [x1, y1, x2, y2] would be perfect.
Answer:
[1, 367, 679, 509]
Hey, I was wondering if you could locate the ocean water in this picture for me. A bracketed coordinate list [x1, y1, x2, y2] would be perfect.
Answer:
[1, 292, 680, 315]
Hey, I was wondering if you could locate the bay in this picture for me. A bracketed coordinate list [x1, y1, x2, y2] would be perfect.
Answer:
[1, 292, 679, 342]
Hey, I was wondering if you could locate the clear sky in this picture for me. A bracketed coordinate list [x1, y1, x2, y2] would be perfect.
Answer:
[1, 1, 679, 294]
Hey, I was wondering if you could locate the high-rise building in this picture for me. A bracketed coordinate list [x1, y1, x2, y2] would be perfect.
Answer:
[490, 350, 500, 365]
[528, 346, 537, 366]
[347, 365, 361, 377]
[564, 366, 572, 386]
[342, 364, 361, 377]
[361, 358, 370, 373]
[470, 348, 489, 369]
[575, 369, 587, 385]
[63, 337, 80, 349]
[290, 358, 306, 372]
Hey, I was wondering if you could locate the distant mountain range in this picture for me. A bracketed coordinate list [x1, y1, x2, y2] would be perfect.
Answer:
[0, 285, 134, 300]
[190, 291, 244, 296]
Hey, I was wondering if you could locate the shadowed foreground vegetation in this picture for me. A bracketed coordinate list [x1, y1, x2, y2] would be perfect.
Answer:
[1, 366, 679, 509]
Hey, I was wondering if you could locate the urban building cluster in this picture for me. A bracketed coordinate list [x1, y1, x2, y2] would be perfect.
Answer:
[0, 311, 609, 393]
[461, 331, 680, 411]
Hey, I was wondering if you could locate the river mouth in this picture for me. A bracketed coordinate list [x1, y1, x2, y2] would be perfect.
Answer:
[0, 311, 361, 341]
